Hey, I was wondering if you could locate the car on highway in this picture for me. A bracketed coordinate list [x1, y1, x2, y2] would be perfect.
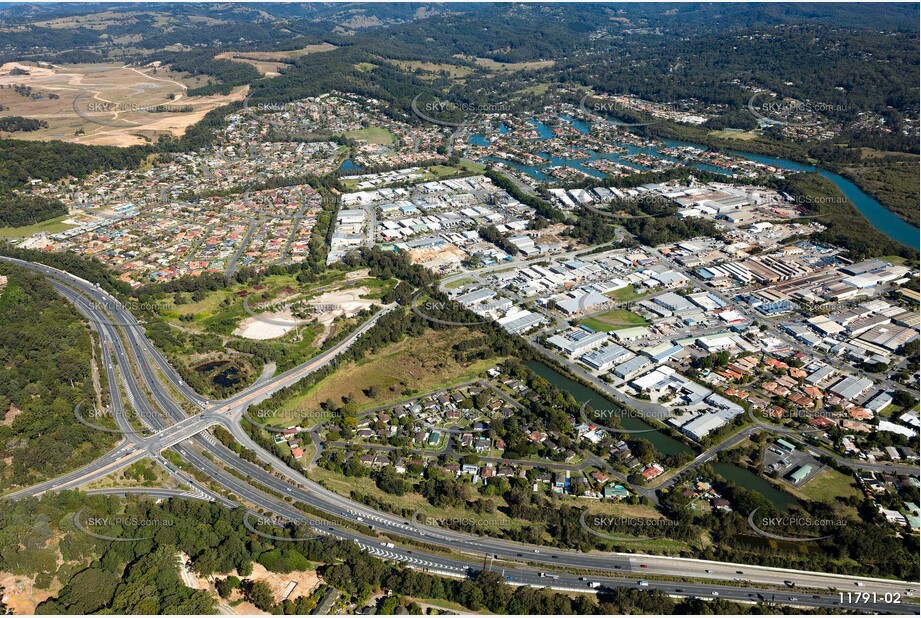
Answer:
[712, 592, 719, 597]
[789, 597, 798, 601]
[640, 564, 648, 568]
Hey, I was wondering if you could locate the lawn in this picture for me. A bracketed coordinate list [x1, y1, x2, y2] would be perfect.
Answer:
[579, 308, 647, 332]
[277, 328, 502, 416]
[0, 215, 77, 238]
[342, 126, 394, 145]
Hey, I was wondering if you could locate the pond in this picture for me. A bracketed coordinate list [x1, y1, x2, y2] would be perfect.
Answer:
[711, 461, 799, 512]
[525, 360, 692, 457]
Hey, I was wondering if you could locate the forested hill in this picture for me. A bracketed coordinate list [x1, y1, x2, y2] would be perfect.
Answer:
[0, 263, 115, 491]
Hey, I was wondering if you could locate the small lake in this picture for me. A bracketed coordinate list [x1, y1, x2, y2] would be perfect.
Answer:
[711, 462, 799, 512]
[338, 158, 362, 172]
[526, 359, 692, 457]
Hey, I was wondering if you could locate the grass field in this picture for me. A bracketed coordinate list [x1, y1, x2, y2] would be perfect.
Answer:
[708, 129, 761, 140]
[342, 126, 395, 145]
[580, 308, 647, 332]
[458, 56, 555, 72]
[275, 328, 501, 417]
[0, 215, 77, 238]
[341, 162, 481, 190]
[793, 468, 863, 504]
[392, 60, 473, 79]
[516, 83, 551, 95]
[444, 277, 475, 290]
[606, 287, 648, 303]
[215, 45, 336, 77]
[457, 159, 487, 174]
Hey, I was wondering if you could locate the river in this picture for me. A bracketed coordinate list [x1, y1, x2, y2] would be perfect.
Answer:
[470, 118, 920, 248]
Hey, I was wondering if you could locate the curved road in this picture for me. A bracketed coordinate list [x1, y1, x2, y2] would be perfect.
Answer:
[1, 257, 916, 613]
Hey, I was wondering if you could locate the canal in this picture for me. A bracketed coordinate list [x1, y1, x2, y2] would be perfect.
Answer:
[525, 359, 692, 457]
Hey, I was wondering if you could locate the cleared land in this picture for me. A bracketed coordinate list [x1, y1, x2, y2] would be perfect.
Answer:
[606, 287, 647, 303]
[391, 60, 473, 79]
[580, 308, 648, 332]
[453, 55, 555, 72]
[0, 61, 246, 146]
[0, 215, 77, 238]
[444, 277, 475, 290]
[233, 286, 378, 340]
[214, 44, 337, 77]
[341, 126, 395, 145]
[272, 328, 501, 418]
[792, 467, 863, 504]
[708, 129, 761, 140]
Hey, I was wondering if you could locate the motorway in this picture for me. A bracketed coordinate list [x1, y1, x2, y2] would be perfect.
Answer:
[1, 256, 917, 613]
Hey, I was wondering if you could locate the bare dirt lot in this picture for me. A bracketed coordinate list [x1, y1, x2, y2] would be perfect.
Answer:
[0, 573, 55, 615]
[233, 286, 377, 340]
[0, 61, 246, 146]
[214, 44, 337, 77]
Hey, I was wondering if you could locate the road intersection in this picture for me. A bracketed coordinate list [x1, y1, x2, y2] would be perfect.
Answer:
[1, 256, 917, 613]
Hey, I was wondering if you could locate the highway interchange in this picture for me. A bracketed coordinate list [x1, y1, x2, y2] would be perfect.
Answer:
[1, 255, 918, 614]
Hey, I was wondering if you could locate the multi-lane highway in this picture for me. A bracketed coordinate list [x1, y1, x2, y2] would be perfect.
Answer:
[1, 256, 917, 613]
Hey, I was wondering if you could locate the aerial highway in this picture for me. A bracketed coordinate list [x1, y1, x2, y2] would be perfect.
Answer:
[1, 256, 917, 613]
